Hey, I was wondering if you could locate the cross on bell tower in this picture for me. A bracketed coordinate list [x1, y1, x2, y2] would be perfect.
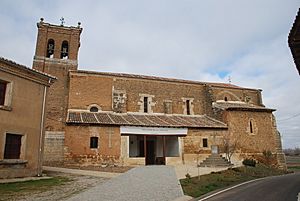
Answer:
[60, 17, 65, 26]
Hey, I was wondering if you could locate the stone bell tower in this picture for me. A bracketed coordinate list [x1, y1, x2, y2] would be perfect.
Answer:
[32, 18, 82, 162]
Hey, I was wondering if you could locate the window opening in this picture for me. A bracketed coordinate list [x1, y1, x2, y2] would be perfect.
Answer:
[46, 39, 55, 58]
[203, 138, 208, 148]
[90, 137, 98, 148]
[250, 121, 253, 134]
[4, 134, 22, 159]
[186, 100, 190, 115]
[60, 40, 69, 59]
[0, 80, 7, 106]
[90, 106, 99, 113]
[224, 96, 228, 101]
[144, 97, 148, 113]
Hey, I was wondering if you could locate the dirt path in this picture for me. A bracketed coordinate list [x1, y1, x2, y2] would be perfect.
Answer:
[0, 171, 109, 201]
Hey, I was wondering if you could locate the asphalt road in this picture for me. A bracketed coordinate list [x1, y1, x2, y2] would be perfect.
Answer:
[201, 172, 300, 201]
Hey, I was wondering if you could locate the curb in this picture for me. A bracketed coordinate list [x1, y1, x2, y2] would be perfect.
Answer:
[43, 166, 121, 178]
[0, 176, 52, 184]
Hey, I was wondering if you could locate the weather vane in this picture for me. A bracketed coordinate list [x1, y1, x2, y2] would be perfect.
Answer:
[60, 17, 65, 26]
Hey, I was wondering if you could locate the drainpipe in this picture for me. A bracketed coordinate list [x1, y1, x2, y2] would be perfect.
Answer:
[37, 79, 49, 176]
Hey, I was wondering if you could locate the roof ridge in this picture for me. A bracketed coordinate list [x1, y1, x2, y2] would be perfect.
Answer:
[71, 69, 258, 90]
[0, 56, 57, 80]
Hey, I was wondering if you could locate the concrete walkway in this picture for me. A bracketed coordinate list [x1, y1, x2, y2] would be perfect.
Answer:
[67, 166, 185, 201]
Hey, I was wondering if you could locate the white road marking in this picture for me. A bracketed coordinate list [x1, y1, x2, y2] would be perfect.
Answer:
[198, 178, 265, 201]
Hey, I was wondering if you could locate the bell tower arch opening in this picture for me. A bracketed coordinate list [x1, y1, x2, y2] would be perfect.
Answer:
[46, 39, 55, 58]
[60, 40, 69, 59]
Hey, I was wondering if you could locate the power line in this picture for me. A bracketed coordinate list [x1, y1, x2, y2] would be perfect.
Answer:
[277, 112, 300, 122]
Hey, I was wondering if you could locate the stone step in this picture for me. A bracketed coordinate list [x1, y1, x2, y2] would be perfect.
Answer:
[199, 154, 233, 167]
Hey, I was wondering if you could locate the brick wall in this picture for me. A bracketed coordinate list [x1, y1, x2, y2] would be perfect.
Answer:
[64, 125, 121, 165]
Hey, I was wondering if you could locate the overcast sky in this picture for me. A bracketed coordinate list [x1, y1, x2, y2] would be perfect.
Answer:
[0, 1, 299, 148]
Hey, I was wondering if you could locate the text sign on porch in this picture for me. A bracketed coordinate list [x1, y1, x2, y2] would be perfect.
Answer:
[120, 126, 187, 135]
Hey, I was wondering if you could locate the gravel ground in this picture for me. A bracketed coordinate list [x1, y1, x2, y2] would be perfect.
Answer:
[0, 171, 109, 201]
[67, 165, 184, 201]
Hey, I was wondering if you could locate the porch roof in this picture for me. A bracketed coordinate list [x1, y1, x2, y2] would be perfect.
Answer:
[213, 101, 276, 112]
[66, 111, 227, 129]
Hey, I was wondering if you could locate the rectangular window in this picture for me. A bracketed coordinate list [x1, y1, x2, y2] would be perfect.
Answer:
[0, 80, 7, 106]
[4, 134, 22, 159]
[90, 137, 98, 148]
[203, 138, 208, 148]
[143, 97, 148, 113]
[186, 100, 190, 115]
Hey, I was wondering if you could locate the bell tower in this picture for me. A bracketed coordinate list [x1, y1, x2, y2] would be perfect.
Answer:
[32, 18, 82, 134]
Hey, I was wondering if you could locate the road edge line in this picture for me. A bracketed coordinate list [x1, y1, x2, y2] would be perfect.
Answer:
[197, 177, 265, 201]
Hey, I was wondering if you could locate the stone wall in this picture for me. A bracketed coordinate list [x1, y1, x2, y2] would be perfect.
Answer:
[42, 131, 65, 165]
[224, 110, 277, 153]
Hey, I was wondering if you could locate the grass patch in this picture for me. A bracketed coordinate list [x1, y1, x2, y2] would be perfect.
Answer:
[0, 176, 71, 196]
[288, 166, 300, 172]
[180, 164, 287, 198]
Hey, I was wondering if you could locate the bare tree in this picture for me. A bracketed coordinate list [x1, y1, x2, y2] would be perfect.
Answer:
[222, 136, 238, 163]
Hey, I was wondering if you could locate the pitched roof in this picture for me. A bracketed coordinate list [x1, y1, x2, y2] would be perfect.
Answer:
[213, 101, 275, 112]
[66, 111, 227, 129]
[288, 8, 300, 75]
[71, 70, 258, 91]
[0, 57, 57, 82]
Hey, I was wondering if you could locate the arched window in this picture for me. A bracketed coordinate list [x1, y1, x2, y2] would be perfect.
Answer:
[88, 104, 101, 113]
[60, 40, 69, 59]
[224, 96, 228, 101]
[90, 107, 99, 113]
[46, 39, 55, 58]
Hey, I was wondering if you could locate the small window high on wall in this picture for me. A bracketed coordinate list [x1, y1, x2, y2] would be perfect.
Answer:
[186, 100, 190, 115]
[203, 138, 208, 148]
[90, 137, 98, 148]
[47, 39, 55, 58]
[143, 97, 148, 113]
[60, 41, 69, 59]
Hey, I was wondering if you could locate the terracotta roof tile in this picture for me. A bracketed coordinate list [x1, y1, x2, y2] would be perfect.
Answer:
[67, 111, 227, 129]
[95, 113, 114, 124]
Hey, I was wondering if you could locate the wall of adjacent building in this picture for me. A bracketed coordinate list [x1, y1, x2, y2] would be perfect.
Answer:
[0, 69, 45, 179]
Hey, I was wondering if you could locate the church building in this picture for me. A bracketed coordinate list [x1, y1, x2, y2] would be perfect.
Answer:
[32, 19, 285, 167]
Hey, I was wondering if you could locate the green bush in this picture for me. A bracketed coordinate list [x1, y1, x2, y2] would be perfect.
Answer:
[242, 158, 256, 167]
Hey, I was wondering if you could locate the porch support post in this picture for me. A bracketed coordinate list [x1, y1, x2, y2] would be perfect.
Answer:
[163, 136, 166, 164]
[144, 135, 147, 165]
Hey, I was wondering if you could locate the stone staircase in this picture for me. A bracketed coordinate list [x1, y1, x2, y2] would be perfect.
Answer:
[198, 154, 233, 167]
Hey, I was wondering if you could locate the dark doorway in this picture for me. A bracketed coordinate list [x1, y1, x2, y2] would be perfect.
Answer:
[146, 140, 156, 165]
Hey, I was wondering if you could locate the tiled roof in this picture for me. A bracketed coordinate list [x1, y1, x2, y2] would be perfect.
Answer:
[67, 111, 228, 129]
[71, 70, 258, 91]
[213, 101, 275, 112]
[288, 8, 300, 75]
[0, 57, 57, 80]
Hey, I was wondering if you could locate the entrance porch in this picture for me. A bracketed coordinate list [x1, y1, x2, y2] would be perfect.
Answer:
[120, 126, 186, 165]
